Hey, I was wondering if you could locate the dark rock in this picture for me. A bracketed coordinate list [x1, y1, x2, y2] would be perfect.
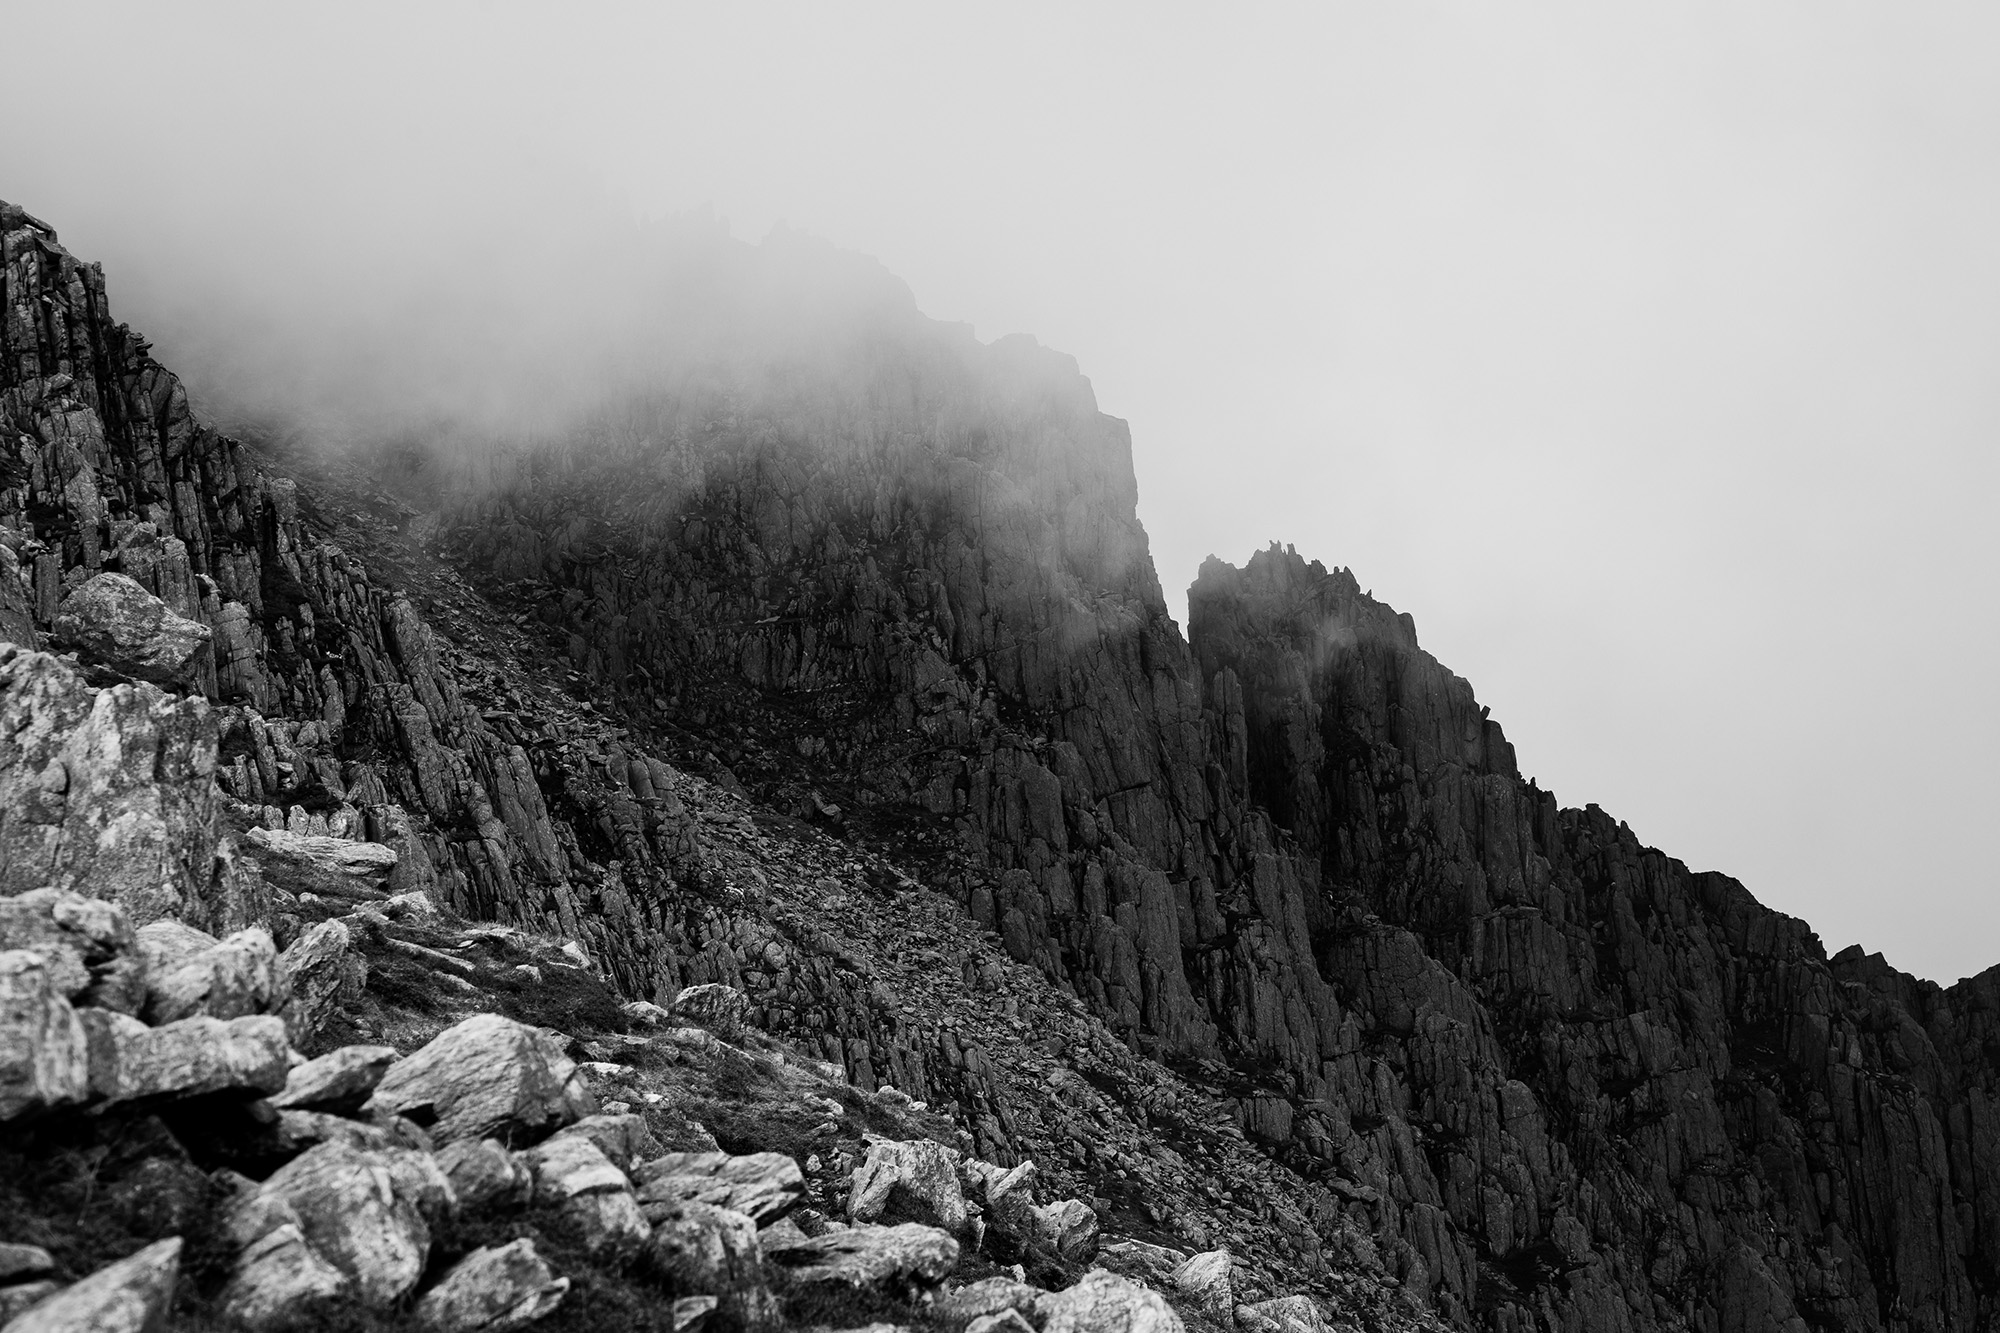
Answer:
[268, 1043, 398, 1113]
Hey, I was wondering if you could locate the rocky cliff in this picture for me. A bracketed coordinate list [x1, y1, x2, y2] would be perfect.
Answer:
[2, 195, 1998, 1332]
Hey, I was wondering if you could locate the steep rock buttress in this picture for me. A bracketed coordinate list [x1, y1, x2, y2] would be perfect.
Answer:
[6, 197, 2000, 1331]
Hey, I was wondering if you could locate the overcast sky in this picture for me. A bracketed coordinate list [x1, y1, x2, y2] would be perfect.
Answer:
[6, 3, 1997, 983]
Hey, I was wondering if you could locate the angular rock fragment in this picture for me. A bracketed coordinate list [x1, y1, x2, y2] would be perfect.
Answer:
[763, 1221, 959, 1291]
[242, 828, 397, 900]
[1170, 1250, 1233, 1322]
[82, 1010, 290, 1105]
[968, 1312, 1039, 1333]
[672, 983, 749, 1038]
[0, 1245, 54, 1283]
[413, 1238, 569, 1332]
[519, 1133, 648, 1260]
[1032, 1198, 1101, 1264]
[0, 949, 89, 1119]
[276, 919, 362, 1042]
[365, 1012, 595, 1145]
[644, 1200, 777, 1328]
[269, 1043, 399, 1112]
[436, 1137, 533, 1213]
[0, 889, 142, 1012]
[220, 1223, 350, 1329]
[1234, 1295, 1332, 1333]
[248, 1142, 450, 1307]
[637, 1150, 804, 1226]
[936, 1275, 1045, 1325]
[2, 1236, 181, 1333]
[1036, 1270, 1185, 1333]
[136, 921, 286, 1024]
[556, 1111, 660, 1174]
[51, 572, 209, 687]
[0, 1282, 61, 1324]
[848, 1138, 969, 1234]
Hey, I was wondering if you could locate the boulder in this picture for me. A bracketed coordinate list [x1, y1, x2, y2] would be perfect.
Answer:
[0, 949, 89, 1119]
[936, 1275, 1044, 1325]
[276, 919, 362, 1042]
[518, 1133, 648, 1260]
[51, 572, 209, 687]
[636, 1150, 804, 1226]
[2, 1236, 181, 1333]
[365, 1012, 595, 1145]
[1036, 1271, 1185, 1333]
[1032, 1198, 1101, 1265]
[0, 889, 142, 1013]
[135, 921, 286, 1024]
[269, 1044, 399, 1113]
[671, 983, 749, 1039]
[220, 1223, 350, 1329]
[0, 1282, 61, 1323]
[762, 1221, 959, 1291]
[848, 1138, 969, 1234]
[245, 1142, 451, 1307]
[621, 999, 671, 1028]
[241, 828, 396, 901]
[0, 1245, 55, 1283]
[81, 1010, 290, 1105]
[1170, 1250, 1233, 1322]
[413, 1238, 569, 1332]
[1234, 1296, 1332, 1333]
[556, 1112, 660, 1174]
[436, 1137, 534, 1213]
[644, 1200, 776, 1328]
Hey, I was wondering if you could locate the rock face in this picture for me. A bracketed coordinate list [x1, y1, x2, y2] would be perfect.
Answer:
[6, 195, 2000, 1333]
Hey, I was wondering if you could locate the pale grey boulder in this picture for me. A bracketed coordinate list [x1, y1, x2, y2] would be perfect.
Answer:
[365, 1012, 596, 1145]
[637, 1150, 804, 1226]
[849, 1138, 969, 1235]
[0, 1282, 61, 1323]
[2, 1236, 181, 1333]
[81, 1010, 290, 1105]
[644, 1200, 777, 1328]
[219, 1223, 350, 1329]
[241, 828, 396, 901]
[0, 1245, 54, 1283]
[269, 1043, 398, 1113]
[763, 1220, 959, 1290]
[518, 1133, 648, 1260]
[554, 1112, 660, 1175]
[671, 983, 749, 1039]
[1171, 1251, 1234, 1323]
[1233, 1296, 1334, 1333]
[51, 572, 209, 687]
[236, 1142, 453, 1308]
[1036, 1271, 1186, 1333]
[135, 921, 286, 1024]
[0, 889, 143, 1013]
[0, 949, 88, 1120]
[436, 1138, 533, 1213]
[936, 1275, 1044, 1325]
[276, 919, 363, 1043]
[413, 1238, 569, 1332]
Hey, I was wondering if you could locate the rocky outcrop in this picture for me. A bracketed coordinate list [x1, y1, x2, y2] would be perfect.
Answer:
[6, 194, 2000, 1333]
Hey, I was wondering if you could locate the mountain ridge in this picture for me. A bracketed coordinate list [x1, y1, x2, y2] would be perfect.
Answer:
[3, 196, 1998, 1332]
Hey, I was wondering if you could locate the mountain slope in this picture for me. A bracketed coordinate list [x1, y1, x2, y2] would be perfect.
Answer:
[5, 196, 1999, 1331]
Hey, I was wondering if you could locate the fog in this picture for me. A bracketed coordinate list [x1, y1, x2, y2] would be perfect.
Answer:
[5, 3, 1998, 982]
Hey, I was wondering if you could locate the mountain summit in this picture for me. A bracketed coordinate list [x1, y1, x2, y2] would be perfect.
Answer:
[0, 199, 1994, 1332]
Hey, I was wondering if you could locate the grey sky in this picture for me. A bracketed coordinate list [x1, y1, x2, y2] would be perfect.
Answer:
[6, 3, 1997, 981]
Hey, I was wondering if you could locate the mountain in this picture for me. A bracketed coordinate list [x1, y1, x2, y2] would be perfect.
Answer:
[1, 195, 1996, 1333]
